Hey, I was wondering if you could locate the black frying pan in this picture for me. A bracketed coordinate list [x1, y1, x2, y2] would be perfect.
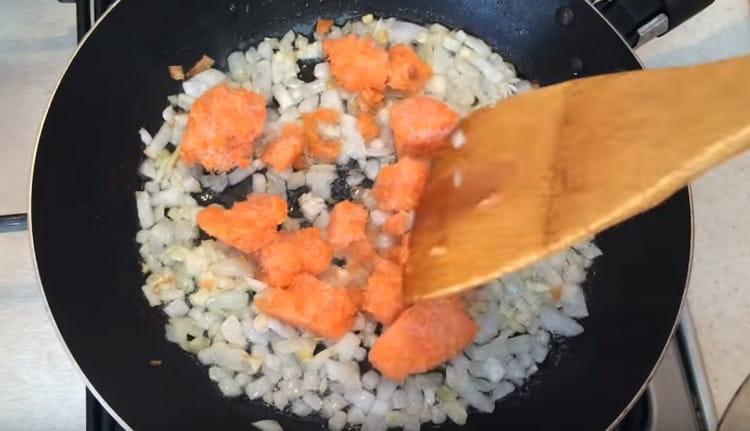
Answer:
[31, 0, 708, 429]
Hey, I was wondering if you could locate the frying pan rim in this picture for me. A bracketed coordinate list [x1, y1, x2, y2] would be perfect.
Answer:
[26, 1, 694, 430]
[29, 3, 135, 429]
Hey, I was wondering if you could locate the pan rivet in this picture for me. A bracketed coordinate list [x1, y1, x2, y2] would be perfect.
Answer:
[555, 6, 575, 27]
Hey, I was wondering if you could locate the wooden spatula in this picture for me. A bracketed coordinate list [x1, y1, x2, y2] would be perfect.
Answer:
[404, 54, 750, 302]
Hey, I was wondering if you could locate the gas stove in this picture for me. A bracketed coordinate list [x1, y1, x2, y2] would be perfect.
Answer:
[614, 309, 716, 431]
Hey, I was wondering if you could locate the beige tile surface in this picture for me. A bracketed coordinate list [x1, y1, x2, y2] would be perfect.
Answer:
[0, 0, 76, 215]
[638, 0, 750, 417]
[0, 3, 84, 428]
[0, 231, 85, 430]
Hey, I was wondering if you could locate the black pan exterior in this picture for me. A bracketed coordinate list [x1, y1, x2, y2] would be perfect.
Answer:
[31, 0, 690, 429]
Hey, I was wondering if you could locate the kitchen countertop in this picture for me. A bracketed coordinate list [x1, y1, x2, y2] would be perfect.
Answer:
[0, 0, 748, 429]
[638, 0, 750, 416]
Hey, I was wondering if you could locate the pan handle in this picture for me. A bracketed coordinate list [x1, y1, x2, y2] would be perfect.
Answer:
[593, 0, 715, 47]
[57, 0, 116, 42]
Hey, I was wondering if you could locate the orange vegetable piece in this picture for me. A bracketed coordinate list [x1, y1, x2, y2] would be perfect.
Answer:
[345, 239, 377, 264]
[231, 194, 287, 222]
[256, 273, 358, 339]
[307, 135, 341, 163]
[339, 239, 378, 290]
[369, 297, 478, 380]
[196, 194, 287, 253]
[387, 44, 432, 94]
[261, 124, 305, 172]
[181, 84, 267, 172]
[363, 258, 405, 325]
[397, 233, 411, 265]
[347, 286, 365, 309]
[316, 19, 334, 35]
[390, 96, 460, 157]
[382, 211, 412, 236]
[323, 35, 388, 93]
[305, 108, 340, 124]
[328, 201, 369, 249]
[288, 227, 333, 274]
[303, 109, 341, 163]
[357, 88, 385, 113]
[357, 112, 379, 141]
[372, 157, 430, 212]
[293, 156, 310, 170]
[258, 240, 302, 288]
[341, 239, 378, 281]
[257, 227, 333, 288]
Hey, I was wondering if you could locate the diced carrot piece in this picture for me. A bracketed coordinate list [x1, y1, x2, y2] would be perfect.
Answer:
[258, 227, 333, 288]
[397, 233, 411, 265]
[341, 239, 378, 282]
[232, 194, 288, 223]
[258, 240, 302, 288]
[357, 112, 379, 141]
[347, 286, 365, 309]
[304, 108, 340, 124]
[382, 211, 412, 236]
[327, 231, 377, 288]
[372, 157, 430, 212]
[261, 124, 305, 172]
[307, 135, 341, 163]
[390, 96, 460, 157]
[316, 19, 334, 35]
[323, 35, 388, 93]
[288, 227, 333, 274]
[293, 156, 310, 170]
[181, 84, 267, 172]
[369, 297, 478, 380]
[328, 201, 368, 249]
[256, 273, 358, 339]
[387, 44, 432, 94]
[357, 88, 385, 113]
[345, 239, 377, 265]
[196, 194, 287, 253]
[363, 258, 405, 325]
[303, 109, 341, 163]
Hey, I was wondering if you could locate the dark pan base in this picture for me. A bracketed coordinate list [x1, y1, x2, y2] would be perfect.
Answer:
[31, 0, 690, 430]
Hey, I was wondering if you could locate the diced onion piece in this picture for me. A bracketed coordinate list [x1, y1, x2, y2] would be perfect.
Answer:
[135, 192, 154, 229]
[252, 419, 283, 431]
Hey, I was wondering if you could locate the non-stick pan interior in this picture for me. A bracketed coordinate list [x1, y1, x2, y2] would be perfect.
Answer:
[31, 0, 690, 429]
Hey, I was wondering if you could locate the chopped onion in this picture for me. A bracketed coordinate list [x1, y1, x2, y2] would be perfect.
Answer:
[386, 20, 424, 44]
[320, 89, 344, 112]
[252, 419, 283, 431]
[313, 62, 331, 80]
[252, 60, 273, 98]
[135, 192, 154, 229]
[227, 51, 251, 82]
[182, 68, 225, 98]
[143, 122, 171, 159]
[272, 84, 295, 109]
